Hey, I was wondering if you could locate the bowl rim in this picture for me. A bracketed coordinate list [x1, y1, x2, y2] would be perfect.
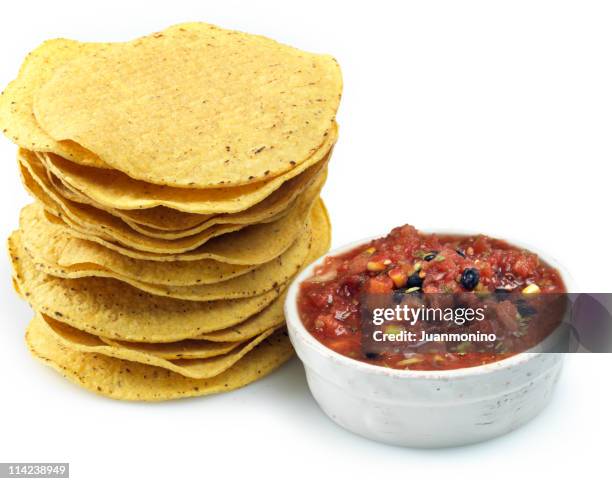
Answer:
[285, 227, 573, 380]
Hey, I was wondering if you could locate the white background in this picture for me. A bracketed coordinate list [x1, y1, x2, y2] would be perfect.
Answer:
[0, 1, 610, 482]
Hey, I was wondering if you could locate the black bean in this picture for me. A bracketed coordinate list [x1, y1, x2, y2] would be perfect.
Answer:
[517, 299, 537, 317]
[460, 268, 480, 290]
[364, 352, 380, 359]
[423, 251, 438, 261]
[456, 249, 466, 258]
[407, 272, 423, 288]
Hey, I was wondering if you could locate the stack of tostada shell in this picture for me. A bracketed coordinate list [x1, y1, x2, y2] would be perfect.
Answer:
[0, 22, 342, 401]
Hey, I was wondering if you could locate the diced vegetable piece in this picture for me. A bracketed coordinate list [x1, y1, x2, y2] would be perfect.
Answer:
[388, 267, 408, 288]
[366, 260, 386, 272]
[522, 283, 541, 294]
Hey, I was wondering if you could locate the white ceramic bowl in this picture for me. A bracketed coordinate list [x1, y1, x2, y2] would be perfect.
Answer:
[285, 231, 571, 448]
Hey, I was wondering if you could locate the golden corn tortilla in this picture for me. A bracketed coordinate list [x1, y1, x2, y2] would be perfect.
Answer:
[26, 315, 294, 401]
[0, 38, 110, 169]
[23, 183, 262, 256]
[24, 148, 328, 237]
[10, 231, 286, 342]
[33, 22, 342, 188]
[10, 199, 330, 342]
[100, 337, 240, 361]
[20, 206, 259, 287]
[195, 288, 288, 343]
[45, 171, 214, 231]
[19, 197, 327, 287]
[22, 166, 310, 256]
[22, 205, 313, 301]
[20, 151, 326, 252]
[148, 204, 330, 343]
[45, 193, 322, 263]
[38, 124, 335, 213]
[25, 225, 257, 286]
[42, 314, 278, 379]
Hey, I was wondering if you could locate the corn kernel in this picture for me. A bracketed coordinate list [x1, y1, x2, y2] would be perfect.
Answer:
[397, 357, 422, 366]
[366, 260, 386, 272]
[364, 247, 376, 255]
[384, 324, 403, 335]
[522, 283, 541, 294]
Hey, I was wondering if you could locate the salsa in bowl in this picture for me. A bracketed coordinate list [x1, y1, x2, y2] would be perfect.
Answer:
[285, 225, 569, 447]
[298, 224, 566, 371]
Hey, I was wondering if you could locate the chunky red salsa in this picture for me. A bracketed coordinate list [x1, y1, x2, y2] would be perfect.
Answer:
[298, 225, 566, 370]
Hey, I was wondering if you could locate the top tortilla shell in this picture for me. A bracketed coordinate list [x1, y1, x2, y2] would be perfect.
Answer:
[33, 22, 342, 188]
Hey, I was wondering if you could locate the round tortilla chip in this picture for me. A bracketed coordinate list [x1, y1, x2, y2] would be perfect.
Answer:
[10, 231, 286, 342]
[42, 314, 277, 379]
[44, 193, 322, 263]
[38, 126, 335, 213]
[22, 205, 313, 301]
[33, 22, 342, 188]
[18, 198, 327, 287]
[22, 184, 256, 255]
[9, 195, 331, 342]
[20, 151, 325, 252]
[44, 171, 214, 231]
[10, 198, 330, 342]
[99, 337, 240, 361]
[19, 205, 259, 286]
[194, 204, 330, 342]
[26, 315, 294, 401]
[26, 149, 327, 237]
[195, 289, 288, 343]
[22, 169, 304, 256]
